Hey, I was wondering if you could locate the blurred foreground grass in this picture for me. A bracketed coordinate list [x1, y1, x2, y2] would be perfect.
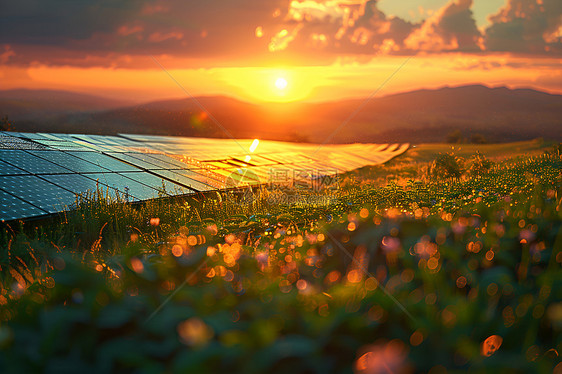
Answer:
[0, 143, 560, 373]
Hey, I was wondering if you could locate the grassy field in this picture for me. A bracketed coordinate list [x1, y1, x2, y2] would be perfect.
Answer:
[0, 141, 560, 373]
[345, 139, 555, 185]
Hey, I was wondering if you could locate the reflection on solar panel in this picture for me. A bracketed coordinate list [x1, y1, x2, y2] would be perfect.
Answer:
[149, 169, 213, 192]
[67, 151, 141, 172]
[0, 131, 409, 220]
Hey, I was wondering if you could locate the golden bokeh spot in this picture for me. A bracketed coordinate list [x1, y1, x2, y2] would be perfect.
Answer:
[177, 318, 214, 347]
[481, 335, 503, 357]
[410, 330, 424, 346]
[187, 235, 198, 246]
[365, 277, 378, 291]
[456, 276, 467, 288]
[130, 257, 144, 273]
[359, 208, 369, 219]
[171, 245, 183, 257]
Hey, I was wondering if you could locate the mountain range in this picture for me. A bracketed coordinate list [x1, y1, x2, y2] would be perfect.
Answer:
[1, 85, 560, 143]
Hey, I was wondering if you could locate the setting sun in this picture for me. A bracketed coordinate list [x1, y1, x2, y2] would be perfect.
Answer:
[275, 77, 288, 90]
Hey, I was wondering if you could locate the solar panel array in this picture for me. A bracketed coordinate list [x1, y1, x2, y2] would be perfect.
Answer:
[0, 131, 409, 221]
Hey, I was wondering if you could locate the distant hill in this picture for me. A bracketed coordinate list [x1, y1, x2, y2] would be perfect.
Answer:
[0, 89, 133, 120]
[1, 85, 560, 143]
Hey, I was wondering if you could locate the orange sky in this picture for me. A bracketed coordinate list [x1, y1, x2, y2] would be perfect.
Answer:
[1, 0, 561, 103]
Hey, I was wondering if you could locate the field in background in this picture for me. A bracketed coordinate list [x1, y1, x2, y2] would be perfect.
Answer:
[0, 141, 560, 373]
[346, 139, 553, 185]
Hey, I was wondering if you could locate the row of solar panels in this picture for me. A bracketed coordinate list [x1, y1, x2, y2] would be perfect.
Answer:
[0, 131, 409, 221]
[0, 133, 230, 220]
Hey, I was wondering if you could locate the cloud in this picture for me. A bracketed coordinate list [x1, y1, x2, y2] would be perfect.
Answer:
[0, 0, 560, 69]
[484, 0, 562, 54]
[0, 45, 15, 63]
[0, 0, 291, 66]
[273, 0, 416, 55]
[404, 0, 482, 52]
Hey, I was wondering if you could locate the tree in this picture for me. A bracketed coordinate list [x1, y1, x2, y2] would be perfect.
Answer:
[446, 130, 462, 144]
[470, 133, 487, 144]
[431, 152, 464, 180]
[468, 152, 493, 177]
[0, 115, 13, 131]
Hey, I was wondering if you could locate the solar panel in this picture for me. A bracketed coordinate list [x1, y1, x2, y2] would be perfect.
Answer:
[173, 169, 224, 188]
[117, 171, 192, 196]
[41, 174, 116, 197]
[0, 189, 47, 221]
[106, 152, 164, 170]
[10, 132, 51, 140]
[0, 150, 71, 174]
[29, 151, 110, 173]
[35, 140, 89, 151]
[0, 132, 410, 220]
[0, 175, 78, 213]
[82, 173, 159, 201]
[67, 151, 141, 172]
[121, 152, 181, 169]
[0, 160, 28, 176]
[143, 153, 191, 169]
[0, 134, 50, 150]
[149, 169, 213, 192]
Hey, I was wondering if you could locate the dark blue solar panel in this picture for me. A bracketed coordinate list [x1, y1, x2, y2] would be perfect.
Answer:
[82, 173, 159, 201]
[0, 189, 47, 221]
[0, 160, 27, 176]
[67, 151, 141, 172]
[0, 175, 78, 213]
[149, 169, 213, 192]
[0, 150, 71, 174]
[41, 174, 116, 197]
[29, 151, 110, 173]
[106, 152, 165, 170]
[117, 171, 192, 196]
[124, 153, 177, 169]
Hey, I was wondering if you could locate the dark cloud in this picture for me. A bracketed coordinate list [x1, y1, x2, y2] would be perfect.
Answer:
[0, 0, 560, 68]
[0, 0, 291, 66]
[484, 0, 562, 54]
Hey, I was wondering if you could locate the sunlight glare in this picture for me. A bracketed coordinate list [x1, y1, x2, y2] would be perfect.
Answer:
[275, 77, 288, 90]
[249, 139, 259, 153]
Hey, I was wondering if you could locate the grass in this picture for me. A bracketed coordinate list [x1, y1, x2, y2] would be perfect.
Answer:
[0, 142, 560, 373]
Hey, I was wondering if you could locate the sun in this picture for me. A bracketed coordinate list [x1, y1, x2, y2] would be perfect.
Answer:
[275, 77, 288, 90]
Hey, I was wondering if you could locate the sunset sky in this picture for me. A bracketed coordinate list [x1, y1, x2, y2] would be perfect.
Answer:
[1, 0, 561, 103]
